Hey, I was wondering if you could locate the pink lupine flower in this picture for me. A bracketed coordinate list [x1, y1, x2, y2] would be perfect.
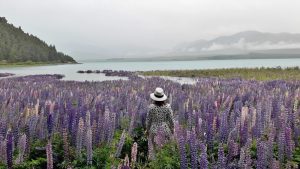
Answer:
[46, 140, 53, 169]
[131, 142, 138, 167]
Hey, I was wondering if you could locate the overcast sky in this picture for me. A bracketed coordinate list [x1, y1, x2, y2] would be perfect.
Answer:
[1, 0, 300, 60]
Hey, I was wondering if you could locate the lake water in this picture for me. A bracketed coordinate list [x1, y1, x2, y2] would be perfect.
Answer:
[1, 58, 300, 82]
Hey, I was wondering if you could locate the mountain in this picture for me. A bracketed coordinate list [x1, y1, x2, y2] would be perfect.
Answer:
[108, 31, 300, 62]
[0, 17, 76, 64]
[172, 31, 300, 57]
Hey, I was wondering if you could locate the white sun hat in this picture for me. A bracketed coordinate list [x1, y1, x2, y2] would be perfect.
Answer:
[150, 87, 168, 101]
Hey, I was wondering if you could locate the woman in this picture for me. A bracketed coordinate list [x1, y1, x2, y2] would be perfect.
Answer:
[146, 87, 174, 159]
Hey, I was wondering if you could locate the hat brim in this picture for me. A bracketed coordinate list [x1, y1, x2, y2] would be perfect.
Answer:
[150, 93, 167, 101]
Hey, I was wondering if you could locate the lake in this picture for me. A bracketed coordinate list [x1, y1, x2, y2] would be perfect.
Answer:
[1, 58, 300, 81]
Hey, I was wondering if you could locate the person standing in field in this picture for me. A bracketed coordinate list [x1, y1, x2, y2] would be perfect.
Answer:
[146, 87, 174, 160]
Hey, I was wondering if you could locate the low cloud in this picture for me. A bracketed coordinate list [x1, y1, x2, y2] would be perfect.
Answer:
[201, 38, 300, 51]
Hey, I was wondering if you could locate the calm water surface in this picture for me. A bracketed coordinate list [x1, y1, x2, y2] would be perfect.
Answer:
[1, 59, 300, 82]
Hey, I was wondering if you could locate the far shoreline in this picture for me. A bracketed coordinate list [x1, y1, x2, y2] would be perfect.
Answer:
[0, 61, 80, 68]
[82, 56, 300, 63]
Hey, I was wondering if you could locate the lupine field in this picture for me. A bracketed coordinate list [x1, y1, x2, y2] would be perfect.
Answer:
[0, 73, 300, 169]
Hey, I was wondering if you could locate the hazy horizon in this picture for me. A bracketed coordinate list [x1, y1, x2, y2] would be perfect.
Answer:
[1, 0, 300, 61]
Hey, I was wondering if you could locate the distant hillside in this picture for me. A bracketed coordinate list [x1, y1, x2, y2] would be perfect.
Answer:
[107, 31, 300, 62]
[0, 17, 76, 64]
[172, 31, 300, 56]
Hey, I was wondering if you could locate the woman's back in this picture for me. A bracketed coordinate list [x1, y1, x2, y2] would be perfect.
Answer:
[146, 103, 174, 136]
[148, 103, 171, 123]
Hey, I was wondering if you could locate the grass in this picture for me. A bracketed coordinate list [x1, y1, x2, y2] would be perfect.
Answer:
[140, 67, 300, 81]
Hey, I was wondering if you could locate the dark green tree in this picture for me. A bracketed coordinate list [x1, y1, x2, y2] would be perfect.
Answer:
[0, 17, 76, 64]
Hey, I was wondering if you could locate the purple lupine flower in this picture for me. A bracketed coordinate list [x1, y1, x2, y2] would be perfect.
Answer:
[229, 110, 236, 133]
[228, 138, 239, 162]
[206, 108, 214, 152]
[15, 133, 27, 164]
[233, 100, 243, 121]
[85, 111, 91, 127]
[108, 110, 116, 144]
[104, 106, 112, 143]
[62, 128, 70, 163]
[272, 96, 281, 120]
[120, 165, 130, 169]
[12, 126, 19, 149]
[285, 126, 295, 160]
[264, 124, 275, 167]
[176, 126, 188, 169]
[256, 140, 267, 169]
[255, 102, 262, 138]
[0, 139, 6, 164]
[174, 120, 180, 142]
[91, 120, 97, 146]
[196, 117, 204, 140]
[47, 112, 53, 138]
[278, 129, 285, 164]
[128, 109, 136, 135]
[97, 110, 105, 144]
[46, 140, 53, 169]
[217, 144, 226, 169]
[239, 147, 251, 169]
[199, 143, 208, 169]
[271, 158, 280, 169]
[24, 124, 30, 158]
[86, 126, 93, 165]
[187, 105, 193, 129]
[115, 130, 126, 158]
[240, 116, 248, 146]
[189, 128, 198, 169]
[70, 108, 77, 145]
[6, 130, 13, 169]
[76, 117, 84, 157]
[244, 149, 252, 169]
[220, 108, 229, 142]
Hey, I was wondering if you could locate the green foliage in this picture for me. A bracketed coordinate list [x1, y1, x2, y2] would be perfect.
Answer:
[148, 141, 180, 169]
[292, 137, 300, 165]
[120, 132, 134, 159]
[250, 139, 257, 159]
[14, 158, 47, 169]
[0, 162, 6, 169]
[28, 140, 47, 160]
[52, 133, 66, 168]
[13, 139, 47, 169]
[141, 67, 300, 81]
[0, 17, 76, 64]
[120, 116, 130, 130]
[93, 146, 113, 169]
[69, 130, 126, 168]
[132, 126, 148, 163]
[71, 150, 87, 168]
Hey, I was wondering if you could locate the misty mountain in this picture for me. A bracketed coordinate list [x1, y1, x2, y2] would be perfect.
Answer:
[172, 31, 300, 56]
[108, 31, 300, 61]
[0, 17, 76, 64]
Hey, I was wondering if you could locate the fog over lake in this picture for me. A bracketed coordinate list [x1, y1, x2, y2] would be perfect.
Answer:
[1, 0, 300, 60]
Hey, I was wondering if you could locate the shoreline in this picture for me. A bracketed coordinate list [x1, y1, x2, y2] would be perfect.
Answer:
[0, 62, 80, 68]
[140, 67, 300, 81]
[2, 67, 300, 82]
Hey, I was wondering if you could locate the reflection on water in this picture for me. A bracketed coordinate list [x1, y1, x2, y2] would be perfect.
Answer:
[140, 75, 197, 85]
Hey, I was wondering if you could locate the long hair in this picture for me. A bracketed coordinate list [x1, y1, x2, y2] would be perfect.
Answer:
[153, 100, 166, 107]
